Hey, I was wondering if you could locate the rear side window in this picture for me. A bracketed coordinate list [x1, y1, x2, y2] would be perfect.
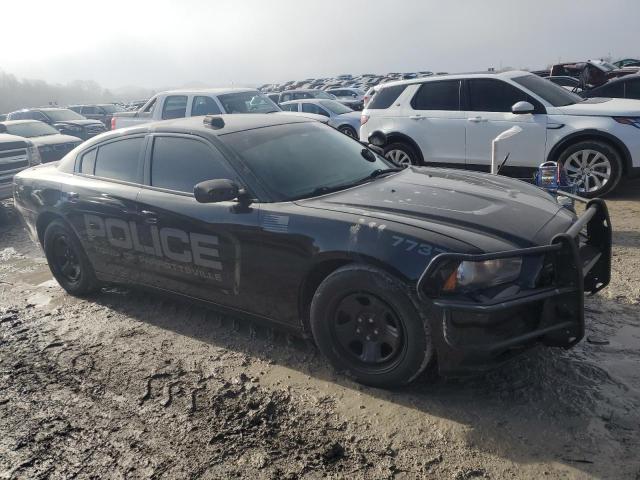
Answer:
[80, 148, 97, 174]
[82, 106, 98, 114]
[301, 103, 330, 117]
[150, 136, 236, 193]
[94, 137, 144, 183]
[281, 103, 298, 112]
[367, 84, 407, 109]
[162, 95, 188, 120]
[411, 80, 460, 110]
[192, 96, 221, 116]
[470, 79, 541, 112]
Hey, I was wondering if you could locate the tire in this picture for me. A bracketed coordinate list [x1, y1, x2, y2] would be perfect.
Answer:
[558, 140, 623, 198]
[383, 142, 420, 168]
[338, 125, 358, 138]
[43, 219, 100, 296]
[310, 265, 433, 388]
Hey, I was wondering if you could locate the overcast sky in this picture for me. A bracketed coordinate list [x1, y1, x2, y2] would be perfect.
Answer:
[1, 0, 637, 89]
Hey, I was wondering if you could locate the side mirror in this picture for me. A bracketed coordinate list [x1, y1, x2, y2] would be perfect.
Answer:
[368, 131, 387, 147]
[194, 179, 244, 204]
[512, 101, 535, 114]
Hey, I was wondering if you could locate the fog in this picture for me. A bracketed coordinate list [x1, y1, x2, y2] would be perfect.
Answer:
[1, 0, 638, 92]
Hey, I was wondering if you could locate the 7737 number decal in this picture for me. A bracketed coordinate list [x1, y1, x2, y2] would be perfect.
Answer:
[391, 235, 446, 257]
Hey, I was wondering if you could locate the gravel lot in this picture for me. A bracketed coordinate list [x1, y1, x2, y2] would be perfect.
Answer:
[1, 181, 639, 480]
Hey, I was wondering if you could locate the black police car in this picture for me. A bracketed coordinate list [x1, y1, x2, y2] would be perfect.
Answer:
[12, 114, 611, 387]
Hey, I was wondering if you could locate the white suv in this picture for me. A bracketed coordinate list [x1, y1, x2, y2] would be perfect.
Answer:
[360, 70, 640, 197]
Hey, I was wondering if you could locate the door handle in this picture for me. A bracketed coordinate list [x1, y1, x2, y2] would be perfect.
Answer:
[409, 115, 425, 120]
[140, 210, 158, 224]
[467, 116, 487, 123]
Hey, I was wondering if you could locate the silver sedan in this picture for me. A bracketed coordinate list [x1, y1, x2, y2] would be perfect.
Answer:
[279, 99, 362, 138]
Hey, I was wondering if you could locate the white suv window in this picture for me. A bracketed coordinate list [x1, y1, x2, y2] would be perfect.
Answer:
[411, 80, 461, 111]
[468, 79, 539, 112]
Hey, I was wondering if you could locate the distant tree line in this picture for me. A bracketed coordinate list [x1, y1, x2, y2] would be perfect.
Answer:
[0, 70, 155, 114]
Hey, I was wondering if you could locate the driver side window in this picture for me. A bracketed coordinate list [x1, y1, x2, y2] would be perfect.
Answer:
[150, 136, 237, 194]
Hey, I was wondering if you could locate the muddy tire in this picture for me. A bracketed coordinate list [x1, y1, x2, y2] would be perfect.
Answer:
[384, 142, 420, 167]
[558, 140, 623, 198]
[43, 219, 100, 296]
[310, 265, 433, 388]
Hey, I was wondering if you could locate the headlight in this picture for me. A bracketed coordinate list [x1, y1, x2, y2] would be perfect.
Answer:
[613, 117, 640, 129]
[443, 257, 522, 292]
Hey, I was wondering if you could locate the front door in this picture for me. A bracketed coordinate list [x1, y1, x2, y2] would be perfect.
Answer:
[464, 78, 548, 175]
[135, 134, 263, 312]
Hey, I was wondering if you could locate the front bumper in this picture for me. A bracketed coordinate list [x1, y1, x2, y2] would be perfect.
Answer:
[417, 197, 612, 376]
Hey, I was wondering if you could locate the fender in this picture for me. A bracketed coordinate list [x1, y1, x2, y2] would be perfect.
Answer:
[374, 130, 425, 164]
[547, 129, 632, 173]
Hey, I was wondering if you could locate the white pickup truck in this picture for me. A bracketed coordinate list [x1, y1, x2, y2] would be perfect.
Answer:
[111, 88, 328, 130]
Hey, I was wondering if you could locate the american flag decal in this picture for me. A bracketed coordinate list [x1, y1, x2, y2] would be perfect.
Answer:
[262, 214, 290, 233]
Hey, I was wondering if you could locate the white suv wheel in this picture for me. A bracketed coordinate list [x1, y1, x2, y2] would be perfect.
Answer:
[564, 149, 612, 194]
[386, 149, 412, 168]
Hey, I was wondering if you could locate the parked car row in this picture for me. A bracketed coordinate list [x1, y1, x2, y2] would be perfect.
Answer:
[258, 71, 438, 97]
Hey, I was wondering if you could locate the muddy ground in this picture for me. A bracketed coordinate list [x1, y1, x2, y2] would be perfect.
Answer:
[0, 181, 639, 480]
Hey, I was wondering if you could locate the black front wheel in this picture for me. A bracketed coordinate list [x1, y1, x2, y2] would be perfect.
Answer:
[310, 265, 433, 388]
[44, 219, 100, 296]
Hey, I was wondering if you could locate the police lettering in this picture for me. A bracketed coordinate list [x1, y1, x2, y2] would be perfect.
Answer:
[84, 214, 221, 270]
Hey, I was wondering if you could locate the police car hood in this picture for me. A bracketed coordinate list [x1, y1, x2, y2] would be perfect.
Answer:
[298, 167, 575, 250]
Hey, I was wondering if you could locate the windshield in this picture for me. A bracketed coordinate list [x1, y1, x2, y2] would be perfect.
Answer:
[319, 100, 353, 115]
[310, 91, 335, 99]
[222, 122, 392, 201]
[512, 74, 583, 107]
[4, 121, 60, 137]
[218, 92, 280, 114]
[100, 104, 124, 113]
[45, 109, 85, 121]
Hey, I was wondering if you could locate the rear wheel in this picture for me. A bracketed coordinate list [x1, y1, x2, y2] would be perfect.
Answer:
[310, 265, 433, 388]
[44, 220, 100, 296]
[384, 142, 420, 167]
[558, 140, 622, 197]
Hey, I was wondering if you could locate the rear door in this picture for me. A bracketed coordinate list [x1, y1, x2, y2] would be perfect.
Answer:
[464, 78, 548, 173]
[67, 136, 146, 280]
[398, 79, 466, 165]
[136, 134, 263, 311]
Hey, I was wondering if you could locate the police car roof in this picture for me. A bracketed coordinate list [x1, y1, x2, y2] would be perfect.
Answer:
[69, 114, 315, 151]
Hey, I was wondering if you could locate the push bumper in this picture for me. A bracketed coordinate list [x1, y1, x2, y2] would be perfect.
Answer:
[417, 197, 611, 376]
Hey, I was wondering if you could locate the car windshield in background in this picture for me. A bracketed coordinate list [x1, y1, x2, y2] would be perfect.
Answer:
[512, 74, 583, 107]
[45, 109, 86, 121]
[218, 92, 279, 114]
[319, 100, 353, 115]
[310, 91, 334, 99]
[223, 122, 391, 201]
[4, 121, 60, 137]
